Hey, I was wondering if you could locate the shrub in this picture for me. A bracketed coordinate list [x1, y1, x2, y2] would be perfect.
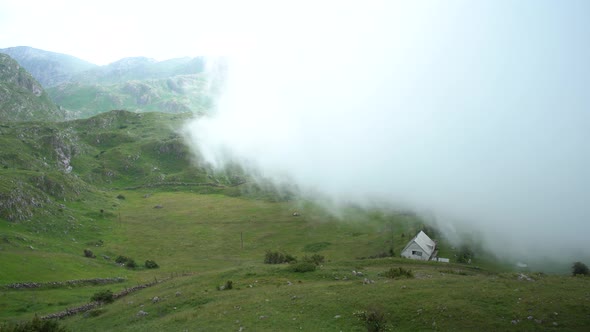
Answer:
[302, 254, 325, 265]
[264, 250, 296, 264]
[572, 261, 589, 276]
[353, 306, 387, 332]
[126, 259, 137, 269]
[457, 245, 474, 264]
[145, 260, 159, 269]
[91, 289, 114, 303]
[217, 280, 233, 291]
[225, 280, 233, 289]
[115, 255, 129, 264]
[290, 262, 316, 272]
[0, 316, 67, 332]
[116, 194, 125, 200]
[115, 255, 136, 268]
[383, 266, 414, 279]
[84, 249, 96, 258]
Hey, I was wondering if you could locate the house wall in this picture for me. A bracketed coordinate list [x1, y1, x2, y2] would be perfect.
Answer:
[401, 242, 430, 261]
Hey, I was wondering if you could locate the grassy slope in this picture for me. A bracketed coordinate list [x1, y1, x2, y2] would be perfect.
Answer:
[2, 191, 589, 331]
[1, 111, 589, 330]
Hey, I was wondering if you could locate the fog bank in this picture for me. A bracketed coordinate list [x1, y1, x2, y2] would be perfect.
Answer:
[184, 1, 590, 263]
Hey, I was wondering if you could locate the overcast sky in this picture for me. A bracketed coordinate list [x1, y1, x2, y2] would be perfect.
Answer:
[0, 0, 265, 64]
[2, 1, 589, 264]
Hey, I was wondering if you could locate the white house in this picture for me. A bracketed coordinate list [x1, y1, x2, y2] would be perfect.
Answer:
[401, 231, 436, 261]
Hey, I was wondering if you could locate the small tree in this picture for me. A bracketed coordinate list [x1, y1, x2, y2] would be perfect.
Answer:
[84, 249, 96, 258]
[145, 260, 159, 269]
[572, 261, 589, 276]
[457, 245, 474, 264]
[0, 315, 67, 332]
[91, 289, 114, 303]
[354, 306, 387, 332]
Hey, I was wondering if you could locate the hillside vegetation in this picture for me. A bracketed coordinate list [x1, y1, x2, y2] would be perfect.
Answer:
[0, 46, 97, 88]
[0, 54, 64, 122]
[1, 110, 589, 331]
[1, 47, 210, 119]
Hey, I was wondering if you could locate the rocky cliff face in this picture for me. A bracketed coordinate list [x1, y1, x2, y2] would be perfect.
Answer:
[0, 54, 65, 122]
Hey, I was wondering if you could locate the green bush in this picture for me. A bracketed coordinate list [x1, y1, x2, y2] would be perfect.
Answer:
[264, 250, 297, 264]
[115, 255, 136, 268]
[0, 316, 67, 332]
[353, 306, 387, 332]
[83, 249, 96, 258]
[126, 258, 137, 269]
[457, 245, 474, 264]
[383, 266, 414, 279]
[572, 261, 589, 276]
[90, 289, 114, 303]
[302, 254, 325, 265]
[217, 280, 233, 291]
[290, 262, 316, 272]
[145, 260, 159, 269]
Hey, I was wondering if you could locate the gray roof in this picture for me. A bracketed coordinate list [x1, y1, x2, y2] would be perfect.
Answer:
[402, 231, 436, 257]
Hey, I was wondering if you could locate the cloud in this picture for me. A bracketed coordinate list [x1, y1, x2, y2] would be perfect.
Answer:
[183, 1, 590, 264]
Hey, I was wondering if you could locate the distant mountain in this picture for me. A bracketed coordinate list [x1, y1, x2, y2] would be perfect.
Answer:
[1, 46, 211, 119]
[73, 56, 206, 84]
[47, 74, 212, 118]
[0, 53, 64, 122]
[0, 46, 98, 87]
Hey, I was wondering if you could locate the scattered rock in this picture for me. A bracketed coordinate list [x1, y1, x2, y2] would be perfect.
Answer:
[154, 205, 163, 209]
[137, 310, 148, 317]
[553, 322, 558, 326]
[527, 316, 533, 320]
[287, 281, 293, 286]
[292, 212, 300, 216]
[334, 315, 341, 319]
[152, 296, 160, 303]
[175, 291, 182, 297]
[511, 319, 519, 325]
[517, 273, 534, 282]
[362, 278, 374, 284]
[259, 315, 268, 320]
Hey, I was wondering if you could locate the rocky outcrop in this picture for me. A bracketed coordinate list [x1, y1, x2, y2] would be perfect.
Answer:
[0, 53, 64, 122]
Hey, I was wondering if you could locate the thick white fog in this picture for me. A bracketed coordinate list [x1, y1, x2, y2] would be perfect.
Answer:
[184, 2, 590, 263]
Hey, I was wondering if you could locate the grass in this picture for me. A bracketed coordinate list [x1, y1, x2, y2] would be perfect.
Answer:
[1, 111, 589, 330]
[2, 190, 589, 330]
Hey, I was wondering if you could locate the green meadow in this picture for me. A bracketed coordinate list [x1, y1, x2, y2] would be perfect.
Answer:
[1, 111, 589, 331]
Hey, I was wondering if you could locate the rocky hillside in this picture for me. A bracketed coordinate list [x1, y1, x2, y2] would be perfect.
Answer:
[0, 54, 64, 122]
[0, 110, 248, 226]
[0, 46, 98, 87]
[2, 46, 211, 119]
[47, 74, 212, 119]
[71, 56, 205, 84]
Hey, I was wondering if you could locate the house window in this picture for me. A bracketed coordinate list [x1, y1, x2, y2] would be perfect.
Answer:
[412, 250, 422, 256]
